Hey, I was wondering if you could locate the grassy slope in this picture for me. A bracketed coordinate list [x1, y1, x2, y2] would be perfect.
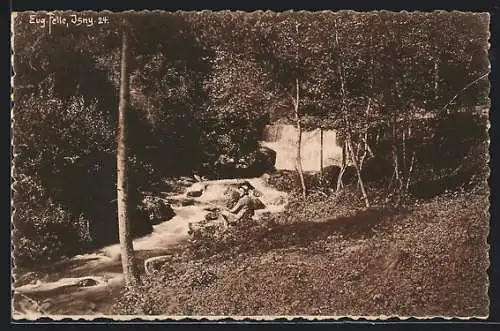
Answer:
[114, 188, 489, 317]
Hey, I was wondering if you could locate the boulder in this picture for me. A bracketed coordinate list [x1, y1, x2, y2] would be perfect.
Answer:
[77, 278, 99, 287]
[211, 147, 277, 178]
[186, 183, 208, 197]
[181, 198, 196, 206]
[141, 196, 176, 225]
[144, 255, 173, 275]
[256, 146, 277, 171]
[205, 211, 220, 221]
[186, 190, 203, 198]
[253, 197, 266, 210]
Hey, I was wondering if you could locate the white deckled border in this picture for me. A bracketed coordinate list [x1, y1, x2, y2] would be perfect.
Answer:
[10, 9, 492, 322]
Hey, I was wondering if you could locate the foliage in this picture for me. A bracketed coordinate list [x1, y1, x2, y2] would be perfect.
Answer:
[11, 11, 490, 265]
[12, 175, 90, 268]
[12, 63, 151, 263]
[113, 188, 488, 317]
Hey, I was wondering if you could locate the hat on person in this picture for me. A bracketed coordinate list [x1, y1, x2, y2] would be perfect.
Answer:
[238, 181, 255, 191]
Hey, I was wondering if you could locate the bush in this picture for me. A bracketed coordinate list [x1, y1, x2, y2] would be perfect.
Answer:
[409, 111, 489, 198]
[12, 93, 153, 264]
[266, 168, 357, 195]
[267, 170, 301, 192]
[12, 175, 90, 268]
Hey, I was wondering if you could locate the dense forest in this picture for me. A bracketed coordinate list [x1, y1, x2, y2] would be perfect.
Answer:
[12, 10, 489, 274]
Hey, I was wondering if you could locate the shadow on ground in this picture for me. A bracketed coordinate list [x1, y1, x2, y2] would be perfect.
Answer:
[196, 206, 410, 260]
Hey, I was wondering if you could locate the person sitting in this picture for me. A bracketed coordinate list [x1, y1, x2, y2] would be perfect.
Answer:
[221, 181, 261, 225]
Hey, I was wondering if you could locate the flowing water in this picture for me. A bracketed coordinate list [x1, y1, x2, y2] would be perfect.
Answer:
[261, 124, 343, 171]
[12, 176, 288, 318]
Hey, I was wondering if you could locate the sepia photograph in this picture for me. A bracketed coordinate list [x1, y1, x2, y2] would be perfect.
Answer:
[10, 10, 491, 320]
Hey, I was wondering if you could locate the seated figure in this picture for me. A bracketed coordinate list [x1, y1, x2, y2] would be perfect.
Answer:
[221, 181, 263, 225]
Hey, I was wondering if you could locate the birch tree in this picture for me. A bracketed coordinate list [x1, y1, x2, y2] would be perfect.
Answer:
[117, 20, 140, 287]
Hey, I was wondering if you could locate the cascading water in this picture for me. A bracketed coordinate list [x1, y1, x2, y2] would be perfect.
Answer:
[13, 125, 338, 317]
[260, 124, 343, 172]
[12, 176, 288, 318]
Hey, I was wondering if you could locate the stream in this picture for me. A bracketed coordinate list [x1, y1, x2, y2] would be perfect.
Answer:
[12, 175, 288, 318]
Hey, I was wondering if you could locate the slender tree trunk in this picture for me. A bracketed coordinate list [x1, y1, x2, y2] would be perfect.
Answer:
[296, 124, 306, 198]
[434, 55, 440, 105]
[390, 144, 404, 207]
[402, 126, 406, 172]
[117, 22, 140, 287]
[293, 78, 307, 198]
[334, 21, 369, 205]
[347, 135, 370, 208]
[440, 71, 489, 114]
[401, 124, 415, 201]
[361, 98, 373, 171]
[359, 130, 372, 173]
[336, 140, 347, 192]
[405, 151, 416, 194]
[320, 127, 324, 176]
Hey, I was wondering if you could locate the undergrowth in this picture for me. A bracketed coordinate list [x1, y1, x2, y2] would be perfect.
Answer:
[112, 180, 489, 316]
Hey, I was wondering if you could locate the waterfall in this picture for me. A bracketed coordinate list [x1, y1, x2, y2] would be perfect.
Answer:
[260, 124, 343, 172]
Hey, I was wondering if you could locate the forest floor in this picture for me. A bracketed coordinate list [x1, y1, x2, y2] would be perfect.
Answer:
[113, 180, 490, 318]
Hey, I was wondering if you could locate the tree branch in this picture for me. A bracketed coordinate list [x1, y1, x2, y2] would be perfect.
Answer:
[288, 91, 297, 109]
[440, 71, 489, 113]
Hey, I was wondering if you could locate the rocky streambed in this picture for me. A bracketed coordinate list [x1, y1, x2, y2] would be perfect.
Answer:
[12, 174, 288, 318]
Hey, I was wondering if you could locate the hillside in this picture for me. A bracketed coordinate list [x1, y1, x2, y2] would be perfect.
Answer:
[113, 187, 489, 317]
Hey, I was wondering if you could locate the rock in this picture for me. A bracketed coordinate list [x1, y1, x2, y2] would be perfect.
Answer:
[240, 147, 277, 177]
[186, 190, 203, 198]
[144, 255, 173, 274]
[178, 180, 194, 187]
[77, 278, 99, 287]
[142, 196, 176, 224]
[253, 198, 266, 211]
[205, 211, 219, 221]
[181, 198, 195, 206]
[162, 204, 175, 219]
[257, 146, 277, 170]
[186, 183, 208, 197]
[179, 176, 196, 183]
[212, 147, 277, 178]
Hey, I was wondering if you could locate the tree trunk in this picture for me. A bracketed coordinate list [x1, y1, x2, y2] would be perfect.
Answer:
[347, 135, 370, 208]
[294, 78, 307, 198]
[334, 21, 369, 205]
[402, 127, 406, 172]
[401, 124, 415, 202]
[336, 141, 347, 192]
[405, 151, 416, 194]
[320, 127, 324, 176]
[434, 55, 440, 104]
[117, 22, 140, 287]
[389, 144, 403, 207]
[359, 98, 373, 172]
